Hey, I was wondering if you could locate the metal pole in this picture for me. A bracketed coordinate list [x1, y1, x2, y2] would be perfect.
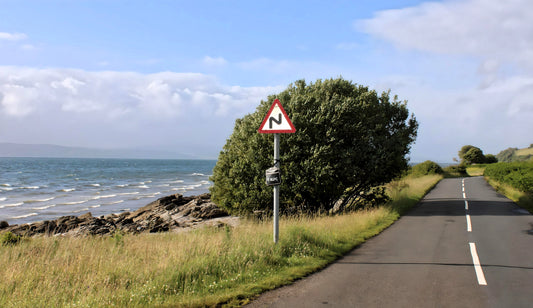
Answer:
[273, 133, 280, 243]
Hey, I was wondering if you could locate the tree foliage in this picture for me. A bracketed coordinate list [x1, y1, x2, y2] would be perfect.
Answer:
[458, 145, 498, 164]
[411, 160, 443, 176]
[484, 154, 498, 164]
[210, 78, 418, 215]
[463, 147, 485, 164]
[458, 145, 476, 161]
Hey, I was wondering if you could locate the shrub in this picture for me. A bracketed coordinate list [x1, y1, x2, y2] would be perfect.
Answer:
[484, 154, 498, 164]
[443, 164, 467, 177]
[410, 160, 443, 176]
[0, 232, 22, 246]
[463, 147, 485, 164]
[211, 78, 418, 215]
[484, 162, 533, 193]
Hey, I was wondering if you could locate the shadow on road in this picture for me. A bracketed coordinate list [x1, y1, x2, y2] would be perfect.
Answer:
[403, 199, 531, 217]
[336, 261, 533, 271]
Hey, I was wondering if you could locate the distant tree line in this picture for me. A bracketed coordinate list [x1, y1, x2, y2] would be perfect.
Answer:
[457, 145, 498, 165]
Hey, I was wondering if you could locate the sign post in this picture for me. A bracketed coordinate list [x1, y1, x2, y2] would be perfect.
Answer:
[273, 133, 280, 243]
[258, 99, 295, 243]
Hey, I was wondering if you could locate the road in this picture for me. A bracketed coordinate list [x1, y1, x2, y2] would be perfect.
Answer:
[247, 177, 533, 307]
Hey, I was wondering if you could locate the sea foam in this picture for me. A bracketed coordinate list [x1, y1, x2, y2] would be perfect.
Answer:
[0, 202, 23, 209]
[12, 213, 38, 219]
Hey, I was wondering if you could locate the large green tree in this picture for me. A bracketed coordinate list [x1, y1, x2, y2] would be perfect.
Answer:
[463, 147, 486, 164]
[210, 78, 418, 215]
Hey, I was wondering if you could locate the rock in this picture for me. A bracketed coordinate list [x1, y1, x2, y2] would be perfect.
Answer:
[55, 216, 81, 234]
[30, 220, 57, 235]
[78, 212, 93, 220]
[3, 193, 236, 237]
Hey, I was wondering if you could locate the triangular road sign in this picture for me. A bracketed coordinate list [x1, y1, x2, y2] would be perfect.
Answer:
[258, 99, 296, 134]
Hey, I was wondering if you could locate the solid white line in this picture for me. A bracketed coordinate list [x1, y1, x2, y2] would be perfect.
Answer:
[469, 243, 487, 285]
[466, 214, 472, 232]
[465, 200, 469, 210]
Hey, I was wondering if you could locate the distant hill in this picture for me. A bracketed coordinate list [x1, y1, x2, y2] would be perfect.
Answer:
[496, 145, 533, 162]
[0, 143, 200, 159]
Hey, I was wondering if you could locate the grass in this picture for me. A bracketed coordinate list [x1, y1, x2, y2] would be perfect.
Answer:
[466, 165, 486, 176]
[485, 176, 533, 214]
[515, 147, 533, 157]
[0, 174, 442, 307]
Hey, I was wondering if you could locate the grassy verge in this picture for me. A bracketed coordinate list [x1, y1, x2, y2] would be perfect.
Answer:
[485, 177, 533, 214]
[466, 165, 486, 176]
[0, 175, 442, 307]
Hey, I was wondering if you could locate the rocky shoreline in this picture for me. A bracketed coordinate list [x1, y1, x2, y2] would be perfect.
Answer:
[0, 193, 238, 237]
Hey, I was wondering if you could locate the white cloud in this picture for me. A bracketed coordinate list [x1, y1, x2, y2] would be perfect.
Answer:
[357, 0, 533, 68]
[0, 32, 27, 41]
[203, 56, 228, 67]
[0, 66, 281, 152]
[357, 0, 533, 161]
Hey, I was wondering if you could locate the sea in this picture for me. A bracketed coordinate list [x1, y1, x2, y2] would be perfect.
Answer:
[0, 158, 216, 225]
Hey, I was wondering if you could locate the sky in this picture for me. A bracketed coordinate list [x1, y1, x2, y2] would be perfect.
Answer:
[0, 0, 532, 162]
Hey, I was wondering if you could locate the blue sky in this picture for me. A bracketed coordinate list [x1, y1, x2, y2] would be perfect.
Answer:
[1, 0, 532, 161]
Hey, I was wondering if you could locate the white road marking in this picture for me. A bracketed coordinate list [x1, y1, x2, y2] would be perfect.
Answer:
[463, 192, 467, 199]
[469, 242, 487, 285]
[466, 214, 472, 232]
[464, 200, 469, 210]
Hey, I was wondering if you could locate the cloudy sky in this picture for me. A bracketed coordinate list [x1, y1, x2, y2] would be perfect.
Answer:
[1, 0, 531, 161]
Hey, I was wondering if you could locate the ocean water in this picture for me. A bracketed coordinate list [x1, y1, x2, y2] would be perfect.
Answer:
[0, 158, 216, 225]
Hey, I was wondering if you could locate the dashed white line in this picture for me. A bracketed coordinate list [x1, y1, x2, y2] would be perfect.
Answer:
[466, 214, 472, 232]
[464, 200, 469, 210]
[469, 242, 487, 285]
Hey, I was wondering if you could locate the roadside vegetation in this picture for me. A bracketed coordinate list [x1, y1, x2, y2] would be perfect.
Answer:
[0, 172, 441, 307]
[484, 161, 533, 213]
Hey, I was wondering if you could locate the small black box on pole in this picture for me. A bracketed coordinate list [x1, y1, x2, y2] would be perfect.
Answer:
[265, 166, 281, 186]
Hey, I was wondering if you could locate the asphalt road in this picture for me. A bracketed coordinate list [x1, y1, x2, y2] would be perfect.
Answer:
[247, 177, 533, 307]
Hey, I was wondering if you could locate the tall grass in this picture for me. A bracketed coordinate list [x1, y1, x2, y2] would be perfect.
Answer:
[485, 177, 533, 214]
[0, 175, 441, 307]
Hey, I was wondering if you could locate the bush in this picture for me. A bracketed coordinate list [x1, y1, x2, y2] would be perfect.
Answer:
[484, 162, 533, 193]
[443, 164, 467, 177]
[0, 232, 22, 246]
[410, 161, 443, 176]
[485, 154, 498, 164]
[463, 147, 485, 164]
[211, 78, 418, 215]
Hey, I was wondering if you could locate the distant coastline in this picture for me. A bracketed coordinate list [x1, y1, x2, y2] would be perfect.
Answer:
[0, 142, 214, 160]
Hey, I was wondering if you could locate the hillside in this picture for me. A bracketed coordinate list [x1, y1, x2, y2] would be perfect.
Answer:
[496, 145, 533, 162]
[0, 143, 197, 159]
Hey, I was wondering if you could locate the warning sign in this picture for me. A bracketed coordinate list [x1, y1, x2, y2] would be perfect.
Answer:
[258, 99, 296, 134]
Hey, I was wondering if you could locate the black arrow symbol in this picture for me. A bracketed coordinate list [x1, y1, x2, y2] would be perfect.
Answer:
[269, 113, 282, 129]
